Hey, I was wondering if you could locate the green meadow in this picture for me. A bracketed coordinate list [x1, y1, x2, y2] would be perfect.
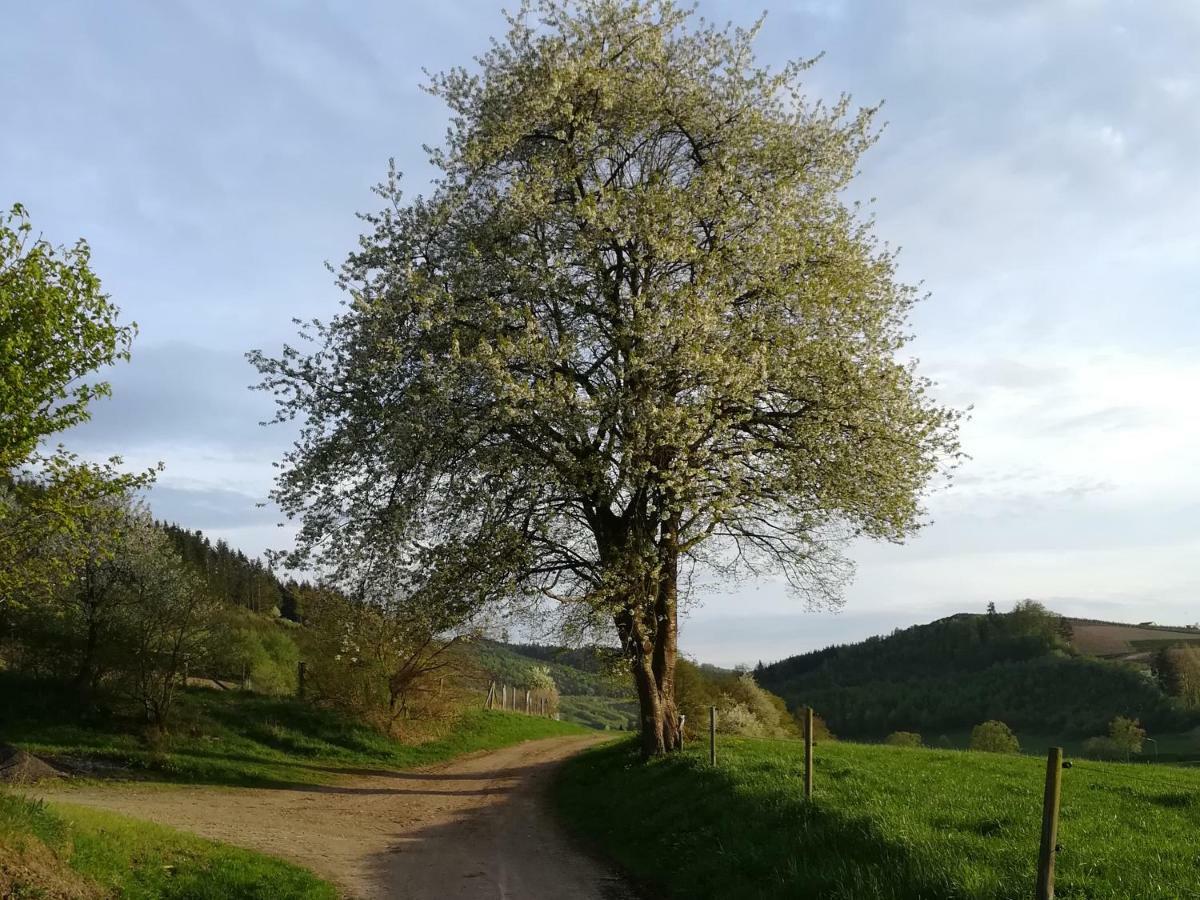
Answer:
[555, 735, 1200, 899]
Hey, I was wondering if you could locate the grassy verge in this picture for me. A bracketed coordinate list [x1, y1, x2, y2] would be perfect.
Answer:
[554, 735, 1200, 899]
[0, 791, 334, 898]
[2, 674, 588, 788]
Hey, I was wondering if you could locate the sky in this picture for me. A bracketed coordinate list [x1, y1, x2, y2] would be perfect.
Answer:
[3, 1, 1197, 666]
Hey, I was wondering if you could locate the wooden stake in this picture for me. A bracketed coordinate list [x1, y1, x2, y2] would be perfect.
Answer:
[1037, 747, 1064, 900]
[525, 690, 531, 714]
[502, 684, 507, 709]
[803, 706, 814, 801]
[709, 706, 717, 766]
[297, 661, 306, 699]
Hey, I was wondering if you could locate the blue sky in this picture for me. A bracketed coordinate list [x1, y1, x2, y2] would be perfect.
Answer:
[4, 1, 1197, 666]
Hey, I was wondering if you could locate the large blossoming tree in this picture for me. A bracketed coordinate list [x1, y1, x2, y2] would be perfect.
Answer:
[253, 0, 961, 757]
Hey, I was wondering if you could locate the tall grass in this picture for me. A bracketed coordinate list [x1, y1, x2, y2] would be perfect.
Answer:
[554, 735, 1200, 899]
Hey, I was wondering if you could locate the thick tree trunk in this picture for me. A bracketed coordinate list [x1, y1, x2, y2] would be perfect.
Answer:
[623, 533, 682, 758]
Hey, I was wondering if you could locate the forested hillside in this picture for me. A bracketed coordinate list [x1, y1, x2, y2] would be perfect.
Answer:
[758, 603, 1200, 739]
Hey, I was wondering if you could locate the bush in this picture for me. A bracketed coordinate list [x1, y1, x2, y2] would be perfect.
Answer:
[205, 608, 300, 696]
[885, 731, 923, 748]
[969, 720, 1020, 753]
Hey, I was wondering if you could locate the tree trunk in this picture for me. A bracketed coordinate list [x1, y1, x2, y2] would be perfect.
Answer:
[623, 533, 682, 758]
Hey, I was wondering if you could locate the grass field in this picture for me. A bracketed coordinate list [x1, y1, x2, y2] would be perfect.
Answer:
[555, 735, 1200, 899]
[1, 673, 588, 787]
[0, 790, 334, 898]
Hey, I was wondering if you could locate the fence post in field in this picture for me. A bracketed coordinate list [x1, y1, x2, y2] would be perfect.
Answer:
[1036, 747, 1064, 900]
[709, 706, 717, 766]
[485, 681, 495, 709]
[502, 684, 507, 710]
[241, 663, 249, 691]
[297, 661, 306, 699]
[526, 690, 531, 714]
[679, 715, 686, 749]
[803, 706, 814, 801]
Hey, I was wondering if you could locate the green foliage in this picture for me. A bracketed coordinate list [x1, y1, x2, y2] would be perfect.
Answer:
[1107, 715, 1146, 757]
[0, 203, 136, 471]
[555, 735, 1200, 899]
[205, 607, 300, 695]
[0, 790, 334, 898]
[0, 455, 157, 612]
[886, 731, 923, 748]
[0, 671, 586, 788]
[160, 522, 294, 616]
[676, 659, 799, 739]
[969, 720, 1020, 754]
[758, 606, 1194, 739]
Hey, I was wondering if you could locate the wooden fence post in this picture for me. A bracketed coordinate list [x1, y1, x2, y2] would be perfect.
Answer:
[803, 706, 814, 801]
[525, 690, 531, 715]
[297, 661, 306, 699]
[709, 706, 717, 766]
[486, 681, 495, 709]
[502, 684, 507, 710]
[241, 663, 249, 692]
[1037, 747, 1064, 900]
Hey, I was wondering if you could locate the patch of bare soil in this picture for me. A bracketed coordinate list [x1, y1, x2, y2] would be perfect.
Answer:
[36, 734, 636, 900]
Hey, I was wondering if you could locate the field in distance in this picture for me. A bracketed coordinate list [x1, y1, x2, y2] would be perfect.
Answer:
[556, 734, 1200, 900]
[1067, 617, 1200, 659]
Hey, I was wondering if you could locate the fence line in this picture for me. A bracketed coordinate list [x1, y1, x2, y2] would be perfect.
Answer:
[697, 723, 1197, 900]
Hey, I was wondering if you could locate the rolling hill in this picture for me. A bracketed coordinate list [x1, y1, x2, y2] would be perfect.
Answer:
[756, 603, 1200, 745]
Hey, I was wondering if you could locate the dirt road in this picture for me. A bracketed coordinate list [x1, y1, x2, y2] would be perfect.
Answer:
[39, 735, 635, 900]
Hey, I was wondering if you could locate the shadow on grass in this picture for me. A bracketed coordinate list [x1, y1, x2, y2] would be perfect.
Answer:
[553, 739, 967, 900]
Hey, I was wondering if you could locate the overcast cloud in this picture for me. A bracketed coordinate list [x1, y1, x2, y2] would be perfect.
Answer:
[3, 0, 1197, 665]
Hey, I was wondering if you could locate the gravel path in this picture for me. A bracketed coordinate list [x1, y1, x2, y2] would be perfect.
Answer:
[39, 734, 634, 900]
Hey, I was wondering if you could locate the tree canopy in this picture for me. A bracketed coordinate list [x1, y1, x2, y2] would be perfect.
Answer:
[253, 0, 961, 756]
[0, 203, 135, 471]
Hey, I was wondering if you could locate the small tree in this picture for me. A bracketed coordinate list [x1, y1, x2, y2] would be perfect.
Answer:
[969, 720, 1020, 754]
[112, 517, 215, 725]
[1108, 716, 1146, 760]
[886, 731, 923, 748]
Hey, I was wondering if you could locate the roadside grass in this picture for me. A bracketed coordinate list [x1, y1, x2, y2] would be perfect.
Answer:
[554, 735, 1200, 899]
[2, 673, 588, 788]
[0, 791, 334, 898]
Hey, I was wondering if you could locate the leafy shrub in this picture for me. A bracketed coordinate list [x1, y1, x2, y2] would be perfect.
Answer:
[969, 720, 1020, 754]
[886, 731, 923, 748]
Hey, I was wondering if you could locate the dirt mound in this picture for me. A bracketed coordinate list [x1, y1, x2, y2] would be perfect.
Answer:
[0, 744, 66, 785]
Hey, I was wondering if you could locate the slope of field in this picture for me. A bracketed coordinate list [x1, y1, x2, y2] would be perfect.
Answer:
[0, 791, 334, 899]
[0, 673, 587, 787]
[468, 640, 639, 730]
[555, 736, 1200, 899]
[1068, 617, 1200, 658]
